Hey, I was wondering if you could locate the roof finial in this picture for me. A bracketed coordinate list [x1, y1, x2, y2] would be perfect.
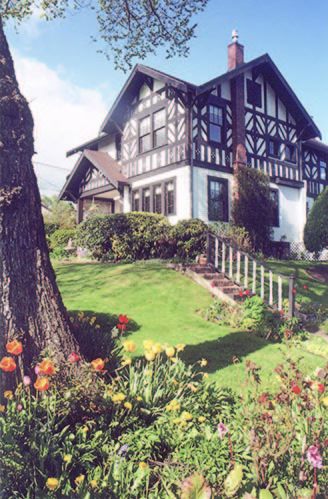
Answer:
[232, 29, 239, 43]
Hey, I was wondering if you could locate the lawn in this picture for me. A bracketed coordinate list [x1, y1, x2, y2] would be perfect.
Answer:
[54, 260, 327, 393]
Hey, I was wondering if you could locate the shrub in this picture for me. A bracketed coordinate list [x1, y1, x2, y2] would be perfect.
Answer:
[50, 228, 76, 250]
[304, 187, 328, 254]
[231, 165, 274, 254]
[214, 222, 252, 254]
[170, 218, 209, 259]
[77, 212, 171, 261]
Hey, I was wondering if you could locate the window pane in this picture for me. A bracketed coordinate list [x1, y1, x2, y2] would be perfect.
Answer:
[154, 109, 165, 130]
[140, 134, 151, 153]
[153, 185, 162, 214]
[132, 191, 139, 211]
[320, 161, 327, 180]
[209, 106, 223, 125]
[208, 179, 227, 221]
[154, 127, 166, 148]
[165, 181, 175, 215]
[209, 124, 221, 143]
[140, 116, 150, 135]
[142, 188, 150, 212]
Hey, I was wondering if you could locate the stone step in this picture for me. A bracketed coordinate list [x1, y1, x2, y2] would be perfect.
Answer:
[202, 273, 225, 280]
[190, 265, 213, 274]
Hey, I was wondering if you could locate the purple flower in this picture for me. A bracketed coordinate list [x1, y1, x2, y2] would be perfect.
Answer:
[217, 423, 228, 439]
[307, 445, 323, 469]
[118, 444, 129, 457]
[23, 376, 31, 386]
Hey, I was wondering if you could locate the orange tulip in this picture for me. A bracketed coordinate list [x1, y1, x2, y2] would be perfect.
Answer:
[91, 358, 105, 372]
[34, 377, 49, 391]
[6, 340, 23, 356]
[0, 357, 16, 372]
[37, 359, 55, 375]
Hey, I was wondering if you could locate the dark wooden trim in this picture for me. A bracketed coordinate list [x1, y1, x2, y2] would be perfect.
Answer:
[80, 183, 121, 198]
[274, 177, 304, 188]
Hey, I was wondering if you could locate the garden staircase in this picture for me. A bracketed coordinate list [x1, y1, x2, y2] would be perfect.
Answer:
[190, 233, 296, 317]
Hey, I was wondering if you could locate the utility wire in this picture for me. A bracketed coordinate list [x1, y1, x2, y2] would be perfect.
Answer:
[34, 161, 71, 172]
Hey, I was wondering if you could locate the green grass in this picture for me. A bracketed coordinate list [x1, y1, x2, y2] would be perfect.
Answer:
[54, 261, 327, 393]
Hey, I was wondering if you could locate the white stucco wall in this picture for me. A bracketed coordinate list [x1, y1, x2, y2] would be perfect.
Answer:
[192, 167, 234, 222]
[130, 165, 192, 224]
[271, 182, 306, 243]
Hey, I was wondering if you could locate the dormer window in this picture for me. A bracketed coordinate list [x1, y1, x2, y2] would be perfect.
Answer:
[208, 105, 223, 143]
[268, 138, 280, 158]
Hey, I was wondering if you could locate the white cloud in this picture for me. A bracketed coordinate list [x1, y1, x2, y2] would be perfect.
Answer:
[12, 52, 108, 195]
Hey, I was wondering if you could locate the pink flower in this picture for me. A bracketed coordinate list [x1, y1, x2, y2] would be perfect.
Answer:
[35, 365, 39, 375]
[292, 289, 297, 294]
[23, 376, 31, 386]
[307, 445, 323, 469]
[292, 385, 301, 395]
[68, 353, 79, 363]
[217, 422, 228, 439]
[17, 404, 23, 411]
[303, 285, 308, 290]
[318, 383, 325, 394]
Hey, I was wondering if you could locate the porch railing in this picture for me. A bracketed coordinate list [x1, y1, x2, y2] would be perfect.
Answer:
[206, 232, 295, 317]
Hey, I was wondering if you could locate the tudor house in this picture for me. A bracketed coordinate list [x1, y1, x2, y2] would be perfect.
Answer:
[59, 32, 328, 252]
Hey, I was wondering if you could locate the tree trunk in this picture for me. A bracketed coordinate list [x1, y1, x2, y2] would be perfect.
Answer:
[0, 18, 81, 393]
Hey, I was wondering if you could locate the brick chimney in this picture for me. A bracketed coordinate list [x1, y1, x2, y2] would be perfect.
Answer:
[228, 29, 244, 71]
[229, 30, 247, 169]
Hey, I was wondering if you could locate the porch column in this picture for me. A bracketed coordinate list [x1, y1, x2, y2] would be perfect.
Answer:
[123, 185, 131, 213]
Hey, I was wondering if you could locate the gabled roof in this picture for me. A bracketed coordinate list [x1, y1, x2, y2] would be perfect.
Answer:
[197, 54, 321, 141]
[100, 63, 195, 135]
[58, 151, 129, 202]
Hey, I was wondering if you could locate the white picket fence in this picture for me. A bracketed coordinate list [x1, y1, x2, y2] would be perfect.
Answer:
[206, 233, 296, 317]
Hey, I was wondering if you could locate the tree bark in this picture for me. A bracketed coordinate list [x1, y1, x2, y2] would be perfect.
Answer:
[0, 17, 81, 393]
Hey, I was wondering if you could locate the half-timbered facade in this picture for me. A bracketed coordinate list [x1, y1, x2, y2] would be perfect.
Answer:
[59, 33, 328, 251]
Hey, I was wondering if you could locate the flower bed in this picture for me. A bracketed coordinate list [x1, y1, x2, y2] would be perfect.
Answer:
[1, 328, 328, 498]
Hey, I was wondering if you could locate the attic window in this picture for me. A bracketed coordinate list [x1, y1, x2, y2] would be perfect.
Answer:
[247, 80, 262, 108]
[320, 160, 327, 180]
[139, 116, 151, 153]
[285, 144, 296, 163]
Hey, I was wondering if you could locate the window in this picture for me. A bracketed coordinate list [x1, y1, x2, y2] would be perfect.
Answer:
[153, 184, 162, 214]
[139, 108, 166, 153]
[268, 138, 280, 158]
[208, 105, 223, 143]
[165, 180, 175, 215]
[208, 177, 228, 222]
[320, 160, 327, 180]
[270, 189, 279, 227]
[153, 109, 166, 148]
[139, 116, 151, 153]
[285, 144, 296, 163]
[132, 178, 176, 216]
[132, 191, 140, 211]
[247, 80, 262, 108]
[142, 188, 151, 212]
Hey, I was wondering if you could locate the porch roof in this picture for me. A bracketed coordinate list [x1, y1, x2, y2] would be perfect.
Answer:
[58, 151, 130, 202]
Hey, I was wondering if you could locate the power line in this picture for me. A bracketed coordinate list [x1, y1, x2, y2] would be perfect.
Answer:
[37, 175, 61, 192]
[34, 161, 71, 172]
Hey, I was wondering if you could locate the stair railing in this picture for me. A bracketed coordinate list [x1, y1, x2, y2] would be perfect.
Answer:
[206, 232, 295, 317]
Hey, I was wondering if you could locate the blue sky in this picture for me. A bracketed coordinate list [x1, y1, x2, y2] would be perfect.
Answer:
[5, 0, 328, 195]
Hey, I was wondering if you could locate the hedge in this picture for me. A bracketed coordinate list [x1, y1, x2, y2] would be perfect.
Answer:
[77, 213, 208, 261]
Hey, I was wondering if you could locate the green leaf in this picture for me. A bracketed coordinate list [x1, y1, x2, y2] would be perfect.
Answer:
[224, 464, 243, 497]
[259, 490, 274, 499]
[181, 472, 211, 499]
